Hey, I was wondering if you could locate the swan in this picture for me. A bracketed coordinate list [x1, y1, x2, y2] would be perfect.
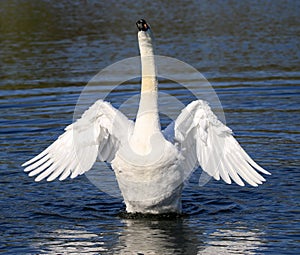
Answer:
[22, 19, 270, 214]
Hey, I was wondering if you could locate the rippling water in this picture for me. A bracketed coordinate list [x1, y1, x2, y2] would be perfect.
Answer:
[1, 0, 299, 254]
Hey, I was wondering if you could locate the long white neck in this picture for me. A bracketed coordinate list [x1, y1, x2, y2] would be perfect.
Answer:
[133, 30, 160, 143]
[139, 31, 157, 93]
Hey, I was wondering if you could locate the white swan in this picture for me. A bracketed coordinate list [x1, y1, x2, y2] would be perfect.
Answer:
[22, 19, 270, 214]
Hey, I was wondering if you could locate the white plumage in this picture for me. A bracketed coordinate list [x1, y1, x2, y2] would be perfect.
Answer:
[23, 19, 270, 214]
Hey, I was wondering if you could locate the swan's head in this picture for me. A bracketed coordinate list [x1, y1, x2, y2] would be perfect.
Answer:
[136, 19, 154, 56]
[136, 19, 150, 32]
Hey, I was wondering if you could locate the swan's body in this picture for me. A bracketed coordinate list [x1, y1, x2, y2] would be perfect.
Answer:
[23, 20, 270, 214]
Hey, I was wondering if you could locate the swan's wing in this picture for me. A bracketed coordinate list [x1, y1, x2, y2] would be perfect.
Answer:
[167, 100, 270, 186]
[22, 100, 133, 182]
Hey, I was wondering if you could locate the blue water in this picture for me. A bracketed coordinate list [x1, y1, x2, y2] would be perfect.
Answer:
[0, 0, 299, 254]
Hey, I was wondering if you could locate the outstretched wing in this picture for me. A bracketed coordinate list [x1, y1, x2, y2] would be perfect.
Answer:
[164, 100, 270, 187]
[22, 100, 133, 182]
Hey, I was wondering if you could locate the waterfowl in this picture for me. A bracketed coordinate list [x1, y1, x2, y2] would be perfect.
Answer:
[23, 19, 270, 214]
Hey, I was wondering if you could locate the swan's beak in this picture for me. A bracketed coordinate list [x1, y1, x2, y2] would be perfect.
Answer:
[136, 19, 150, 32]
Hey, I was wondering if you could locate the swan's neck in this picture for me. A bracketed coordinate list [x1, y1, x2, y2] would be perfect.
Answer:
[132, 31, 160, 148]
[139, 31, 157, 94]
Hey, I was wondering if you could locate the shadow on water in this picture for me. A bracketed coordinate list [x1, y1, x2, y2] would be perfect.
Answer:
[118, 211, 185, 220]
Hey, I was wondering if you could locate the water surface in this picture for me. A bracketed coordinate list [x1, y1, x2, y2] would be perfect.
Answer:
[1, 0, 299, 254]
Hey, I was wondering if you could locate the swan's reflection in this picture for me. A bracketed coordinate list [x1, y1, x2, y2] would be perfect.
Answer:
[116, 219, 264, 255]
[115, 217, 201, 254]
[31, 218, 264, 254]
[32, 218, 200, 254]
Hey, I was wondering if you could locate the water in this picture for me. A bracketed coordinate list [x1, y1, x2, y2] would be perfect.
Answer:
[1, 0, 299, 254]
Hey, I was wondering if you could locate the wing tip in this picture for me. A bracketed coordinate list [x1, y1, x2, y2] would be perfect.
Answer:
[235, 179, 245, 187]
[256, 167, 271, 176]
[34, 176, 42, 182]
[46, 176, 55, 182]
[28, 171, 36, 177]
[21, 161, 29, 167]
[224, 179, 232, 185]
[70, 173, 78, 179]
[23, 166, 31, 173]
[253, 163, 271, 176]
[22, 158, 35, 167]
[59, 176, 67, 181]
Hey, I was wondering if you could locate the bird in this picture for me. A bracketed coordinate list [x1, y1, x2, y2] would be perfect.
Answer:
[22, 19, 270, 214]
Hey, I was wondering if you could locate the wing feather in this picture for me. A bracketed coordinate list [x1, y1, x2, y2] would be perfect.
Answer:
[22, 100, 133, 182]
[167, 99, 270, 187]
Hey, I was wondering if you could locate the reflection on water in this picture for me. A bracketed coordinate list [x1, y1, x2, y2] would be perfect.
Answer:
[116, 220, 264, 255]
[202, 227, 263, 255]
[30, 218, 264, 255]
[37, 228, 108, 254]
[1, 0, 299, 254]
[116, 218, 200, 254]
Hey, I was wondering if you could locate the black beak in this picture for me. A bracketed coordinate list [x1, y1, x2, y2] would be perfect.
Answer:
[136, 19, 150, 31]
